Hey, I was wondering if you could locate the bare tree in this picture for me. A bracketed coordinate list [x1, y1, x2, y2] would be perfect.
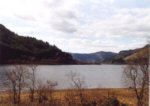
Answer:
[4, 65, 29, 104]
[123, 46, 149, 106]
[5, 69, 18, 104]
[36, 80, 46, 103]
[28, 64, 37, 102]
[66, 71, 86, 105]
[46, 80, 57, 103]
[35, 80, 58, 105]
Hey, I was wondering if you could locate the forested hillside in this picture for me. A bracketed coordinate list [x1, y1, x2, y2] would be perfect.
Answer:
[0, 24, 76, 64]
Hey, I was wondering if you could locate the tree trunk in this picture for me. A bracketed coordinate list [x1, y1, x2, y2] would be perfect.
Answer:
[18, 80, 21, 104]
[13, 86, 17, 104]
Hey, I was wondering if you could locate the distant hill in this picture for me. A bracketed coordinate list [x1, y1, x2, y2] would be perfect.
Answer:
[0, 24, 77, 64]
[124, 45, 149, 63]
[102, 45, 149, 64]
[71, 51, 116, 63]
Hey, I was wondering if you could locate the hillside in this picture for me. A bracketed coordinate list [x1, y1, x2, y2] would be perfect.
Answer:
[71, 51, 116, 63]
[0, 24, 77, 64]
[124, 44, 149, 63]
[102, 45, 149, 64]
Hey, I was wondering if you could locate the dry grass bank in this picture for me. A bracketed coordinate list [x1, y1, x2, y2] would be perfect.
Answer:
[0, 88, 148, 106]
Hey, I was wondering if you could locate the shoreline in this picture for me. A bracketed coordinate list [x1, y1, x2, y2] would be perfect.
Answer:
[0, 88, 138, 95]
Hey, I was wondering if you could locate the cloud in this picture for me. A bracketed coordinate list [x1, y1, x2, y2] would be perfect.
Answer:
[1, 0, 149, 39]
[52, 38, 118, 53]
[51, 19, 77, 33]
[48, 38, 147, 53]
[74, 8, 150, 39]
[47, 10, 79, 33]
[0, 0, 149, 53]
[43, 0, 63, 8]
[105, 0, 115, 3]
[4, 24, 36, 36]
[14, 14, 36, 22]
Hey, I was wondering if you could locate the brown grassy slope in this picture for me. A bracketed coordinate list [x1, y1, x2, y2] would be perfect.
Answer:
[124, 44, 149, 62]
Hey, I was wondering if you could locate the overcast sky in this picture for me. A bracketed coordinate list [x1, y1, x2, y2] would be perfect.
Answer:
[0, 0, 150, 53]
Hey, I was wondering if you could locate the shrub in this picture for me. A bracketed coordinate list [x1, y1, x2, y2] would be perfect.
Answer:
[102, 96, 120, 106]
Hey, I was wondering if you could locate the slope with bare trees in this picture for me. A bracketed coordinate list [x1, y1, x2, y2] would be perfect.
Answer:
[122, 45, 149, 106]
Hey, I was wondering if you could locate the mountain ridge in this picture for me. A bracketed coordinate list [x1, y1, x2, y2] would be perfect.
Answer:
[71, 51, 116, 63]
[71, 45, 149, 64]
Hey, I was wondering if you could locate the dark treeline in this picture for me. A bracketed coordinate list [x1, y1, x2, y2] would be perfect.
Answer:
[0, 24, 77, 64]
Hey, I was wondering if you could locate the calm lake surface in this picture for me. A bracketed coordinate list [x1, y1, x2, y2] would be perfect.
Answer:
[0, 65, 126, 89]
